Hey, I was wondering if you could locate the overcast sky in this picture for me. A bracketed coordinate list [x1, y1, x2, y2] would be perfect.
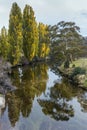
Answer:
[0, 0, 87, 36]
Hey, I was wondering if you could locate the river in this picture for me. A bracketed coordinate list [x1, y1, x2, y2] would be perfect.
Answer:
[0, 63, 87, 130]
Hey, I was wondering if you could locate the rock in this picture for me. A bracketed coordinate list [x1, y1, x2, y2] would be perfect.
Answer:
[73, 74, 86, 84]
[58, 67, 87, 90]
[3, 62, 12, 74]
[0, 95, 5, 108]
[0, 59, 15, 94]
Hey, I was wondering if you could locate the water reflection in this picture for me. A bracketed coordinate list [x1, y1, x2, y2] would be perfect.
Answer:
[0, 94, 5, 116]
[78, 92, 87, 112]
[38, 80, 77, 121]
[6, 64, 48, 126]
[0, 64, 87, 130]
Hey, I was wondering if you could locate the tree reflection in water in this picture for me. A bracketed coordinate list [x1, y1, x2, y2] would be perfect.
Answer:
[0, 63, 87, 130]
[38, 79, 84, 121]
[5, 64, 48, 126]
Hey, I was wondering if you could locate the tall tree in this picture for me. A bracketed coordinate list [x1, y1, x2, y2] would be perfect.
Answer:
[0, 26, 9, 59]
[38, 23, 50, 58]
[23, 5, 38, 62]
[49, 21, 82, 64]
[8, 2, 22, 65]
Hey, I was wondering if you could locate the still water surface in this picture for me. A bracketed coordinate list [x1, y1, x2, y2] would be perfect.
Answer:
[0, 64, 87, 130]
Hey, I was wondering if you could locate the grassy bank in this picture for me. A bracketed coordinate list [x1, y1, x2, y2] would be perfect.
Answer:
[70, 58, 87, 69]
[59, 58, 87, 90]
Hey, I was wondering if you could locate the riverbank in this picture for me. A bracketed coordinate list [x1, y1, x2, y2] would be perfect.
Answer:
[0, 59, 16, 94]
[58, 58, 87, 90]
[11, 57, 49, 68]
[0, 57, 49, 94]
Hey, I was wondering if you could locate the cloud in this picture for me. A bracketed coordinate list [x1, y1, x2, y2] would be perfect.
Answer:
[81, 11, 87, 18]
[0, 0, 87, 35]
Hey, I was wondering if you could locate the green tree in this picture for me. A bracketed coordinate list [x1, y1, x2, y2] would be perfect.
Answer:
[0, 26, 9, 59]
[49, 21, 82, 65]
[8, 2, 23, 65]
[23, 5, 38, 62]
[38, 23, 50, 58]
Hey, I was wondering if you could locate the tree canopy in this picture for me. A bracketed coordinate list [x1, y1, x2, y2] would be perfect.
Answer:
[8, 2, 23, 65]
[23, 4, 39, 62]
[49, 21, 83, 65]
[0, 2, 86, 66]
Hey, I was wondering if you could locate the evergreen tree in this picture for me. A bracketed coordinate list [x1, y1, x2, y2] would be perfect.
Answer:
[38, 23, 50, 58]
[8, 2, 22, 65]
[23, 5, 38, 62]
[0, 26, 9, 59]
[49, 21, 82, 64]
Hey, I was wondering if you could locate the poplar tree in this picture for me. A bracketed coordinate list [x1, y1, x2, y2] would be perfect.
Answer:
[23, 5, 38, 62]
[0, 26, 9, 59]
[8, 2, 22, 65]
[38, 23, 50, 58]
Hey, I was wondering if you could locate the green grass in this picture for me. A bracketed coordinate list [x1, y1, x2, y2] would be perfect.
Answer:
[71, 58, 87, 87]
[70, 58, 87, 69]
[59, 58, 87, 88]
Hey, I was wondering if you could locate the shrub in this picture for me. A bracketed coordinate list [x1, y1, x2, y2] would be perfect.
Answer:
[72, 64, 75, 68]
[71, 67, 86, 78]
[64, 60, 69, 68]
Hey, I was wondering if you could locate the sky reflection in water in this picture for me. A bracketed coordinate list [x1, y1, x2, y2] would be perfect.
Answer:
[0, 64, 87, 130]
